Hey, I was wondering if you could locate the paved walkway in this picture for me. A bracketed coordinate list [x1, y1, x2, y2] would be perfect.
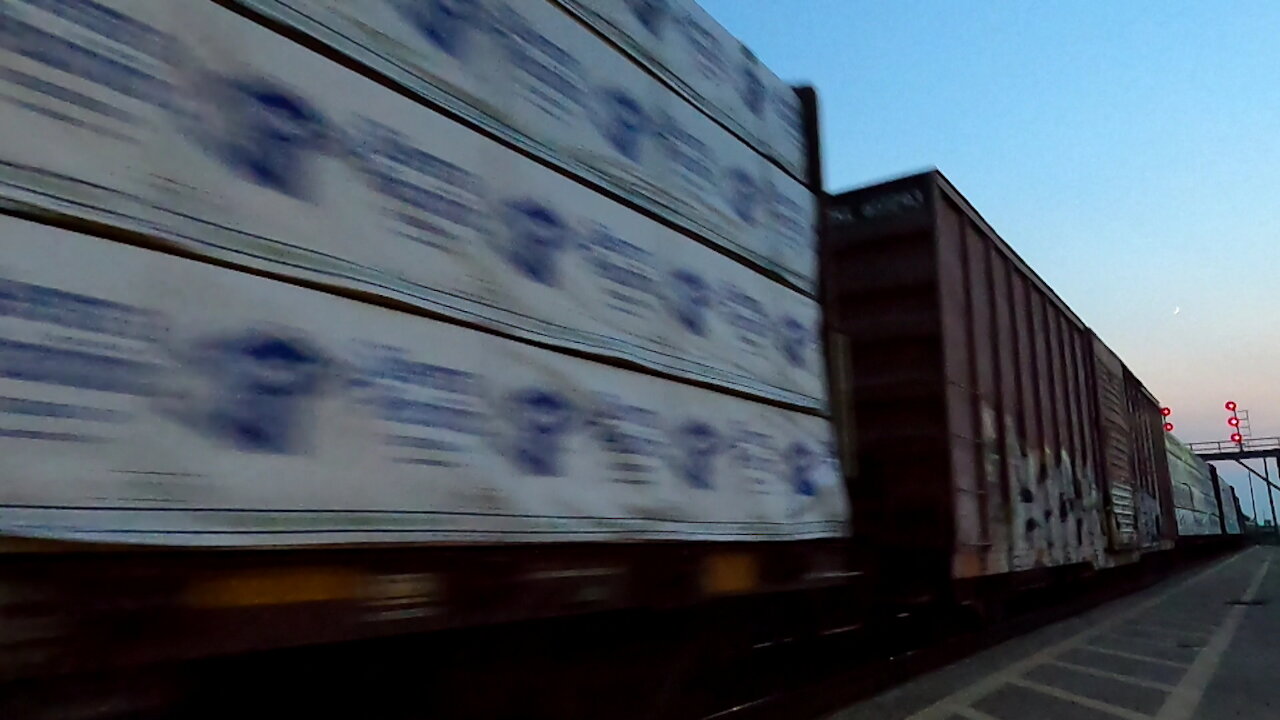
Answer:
[828, 546, 1278, 720]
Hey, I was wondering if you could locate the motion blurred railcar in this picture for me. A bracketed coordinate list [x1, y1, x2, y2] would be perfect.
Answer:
[0, 0, 1249, 717]
[823, 172, 1185, 612]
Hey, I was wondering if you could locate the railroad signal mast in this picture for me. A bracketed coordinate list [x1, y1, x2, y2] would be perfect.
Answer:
[1225, 401, 1265, 528]
[1161, 406, 1174, 433]
[1226, 401, 1248, 446]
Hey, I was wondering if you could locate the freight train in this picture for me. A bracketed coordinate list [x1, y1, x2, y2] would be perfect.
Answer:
[0, 1, 1246, 717]
[1167, 433, 1247, 537]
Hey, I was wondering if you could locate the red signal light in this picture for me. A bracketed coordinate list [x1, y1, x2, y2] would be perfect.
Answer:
[1231, 433, 1244, 444]
[1161, 407, 1172, 417]
[1226, 401, 1238, 412]
[1228, 417, 1241, 427]
[1164, 422, 1175, 432]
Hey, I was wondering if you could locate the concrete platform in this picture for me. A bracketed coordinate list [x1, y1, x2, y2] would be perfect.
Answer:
[828, 547, 1279, 720]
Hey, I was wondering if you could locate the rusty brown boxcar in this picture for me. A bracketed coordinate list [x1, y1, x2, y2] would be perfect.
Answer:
[823, 170, 1177, 608]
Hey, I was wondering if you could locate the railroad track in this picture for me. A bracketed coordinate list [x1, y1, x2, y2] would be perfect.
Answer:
[714, 545, 1237, 720]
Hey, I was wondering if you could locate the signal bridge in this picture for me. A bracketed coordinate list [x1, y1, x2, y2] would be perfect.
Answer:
[1190, 437, 1280, 534]
[1189, 437, 1280, 461]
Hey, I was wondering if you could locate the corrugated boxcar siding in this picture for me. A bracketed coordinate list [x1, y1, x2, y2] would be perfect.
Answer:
[1010, 273, 1041, 570]
[1074, 330, 1106, 562]
[990, 247, 1022, 574]
[829, 172, 1163, 581]
[1127, 378, 1157, 546]
[965, 222, 1008, 575]
[1141, 388, 1162, 538]
[1063, 319, 1103, 563]
[1093, 338, 1137, 548]
[1045, 308, 1072, 563]
[1088, 342, 1109, 553]
[930, 183, 1116, 575]
[935, 199, 984, 577]
[952, 240, 1111, 571]
[1039, 299, 1062, 562]
[1027, 290, 1053, 566]
[1128, 383, 1176, 545]
[1051, 316, 1074, 550]
[1053, 312, 1089, 563]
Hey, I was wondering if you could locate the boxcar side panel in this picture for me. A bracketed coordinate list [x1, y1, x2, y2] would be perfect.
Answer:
[1045, 309, 1077, 562]
[1078, 330, 1107, 558]
[1010, 274, 1044, 569]
[1153, 397, 1178, 540]
[1167, 435, 1222, 536]
[990, 245, 1021, 575]
[933, 183, 1105, 576]
[1064, 321, 1104, 563]
[1128, 375, 1157, 546]
[830, 171, 1175, 587]
[935, 192, 984, 577]
[1129, 382, 1176, 545]
[1093, 336, 1137, 549]
[1053, 315, 1080, 559]
[965, 220, 1008, 576]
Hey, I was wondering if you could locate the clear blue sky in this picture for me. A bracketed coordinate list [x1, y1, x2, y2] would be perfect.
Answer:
[702, 0, 1280, 521]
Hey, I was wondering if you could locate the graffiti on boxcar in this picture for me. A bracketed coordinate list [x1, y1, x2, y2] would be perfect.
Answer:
[982, 404, 1008, 574]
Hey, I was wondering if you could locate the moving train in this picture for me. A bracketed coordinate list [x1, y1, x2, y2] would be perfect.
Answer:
[0, 1, 1246, 717]
[1167, 434, 1247, 537]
